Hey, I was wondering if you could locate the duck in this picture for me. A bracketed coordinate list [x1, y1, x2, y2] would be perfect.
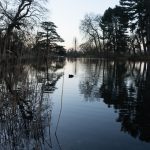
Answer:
[69, 74, 74, 78]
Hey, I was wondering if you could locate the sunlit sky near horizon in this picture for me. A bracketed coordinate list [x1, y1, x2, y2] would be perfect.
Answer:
[48, 0, 119, 49]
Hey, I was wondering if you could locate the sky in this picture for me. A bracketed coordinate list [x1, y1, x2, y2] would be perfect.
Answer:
[48, 0, 119, 49]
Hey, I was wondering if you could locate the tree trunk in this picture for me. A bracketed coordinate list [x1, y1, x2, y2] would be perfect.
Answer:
[135, 35, 142, 53]
[93, 37, 99, 53]
[102, 30, 105, 52]
[97, 36, 102, 54]
[138, 13, 147, 54]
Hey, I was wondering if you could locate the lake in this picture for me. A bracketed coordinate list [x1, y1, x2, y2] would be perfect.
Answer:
[0, 58, 150, 150]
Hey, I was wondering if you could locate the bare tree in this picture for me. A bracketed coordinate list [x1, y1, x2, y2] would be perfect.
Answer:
[0, 0, 48, 58]
[80, 14, 102, 55]
[0, 0, 47, 33]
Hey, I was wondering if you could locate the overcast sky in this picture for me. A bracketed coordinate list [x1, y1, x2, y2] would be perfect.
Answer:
[48, 0, 119, 49]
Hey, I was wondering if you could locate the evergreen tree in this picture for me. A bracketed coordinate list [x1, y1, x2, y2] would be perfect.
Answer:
[120, 0, 148, 54]
[144, 0, 150, 52]
[101, 6, 129, 54]
[36, 21, 64, 56]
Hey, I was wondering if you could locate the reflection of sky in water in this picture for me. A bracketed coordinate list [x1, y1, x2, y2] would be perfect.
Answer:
[1, 59, 150, 150]
[50, 59, 150, 150]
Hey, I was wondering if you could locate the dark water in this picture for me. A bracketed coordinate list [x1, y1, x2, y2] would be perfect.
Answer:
[0, 58, 150, 150]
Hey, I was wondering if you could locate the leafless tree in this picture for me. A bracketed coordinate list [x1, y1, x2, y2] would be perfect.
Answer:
[80, 14, 102, 54]
[0, 0, 47, 33]
[0, 0, 48, 58]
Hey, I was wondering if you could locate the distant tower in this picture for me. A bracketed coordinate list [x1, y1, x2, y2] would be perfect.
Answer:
[73, 37, 77, 51]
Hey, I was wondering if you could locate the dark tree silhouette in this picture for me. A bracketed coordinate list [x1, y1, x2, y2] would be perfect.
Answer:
[0, 0, 47, 58]
[101, 6, 129, 54]
[35, 21, 64, 57]
[120, 0, 148, 54]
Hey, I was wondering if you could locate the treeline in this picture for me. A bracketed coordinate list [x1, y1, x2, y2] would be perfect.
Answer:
[0, 0, 65, 61]
[80, 0, 150, 58]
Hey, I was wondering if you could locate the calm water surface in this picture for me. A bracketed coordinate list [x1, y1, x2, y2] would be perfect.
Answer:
[0, 58, 150, 150]
[50, 59, 150, 150]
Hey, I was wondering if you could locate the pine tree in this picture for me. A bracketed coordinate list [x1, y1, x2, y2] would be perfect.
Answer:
[101, 6, 129, 54]
[144, 0, 150, 52]
[120, 0, 148, 54]
[36, 21, 64, 56]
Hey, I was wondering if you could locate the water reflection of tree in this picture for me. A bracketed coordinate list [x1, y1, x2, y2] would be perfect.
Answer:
[79, 59, 150, 142]
[101, 61, 150, 142]
[0, 58, 64, 149]
[79, 59, 102, 101]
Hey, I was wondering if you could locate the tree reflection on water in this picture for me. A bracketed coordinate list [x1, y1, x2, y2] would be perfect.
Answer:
[79, 59, 150, 142]
[0, 58, 65, 149]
